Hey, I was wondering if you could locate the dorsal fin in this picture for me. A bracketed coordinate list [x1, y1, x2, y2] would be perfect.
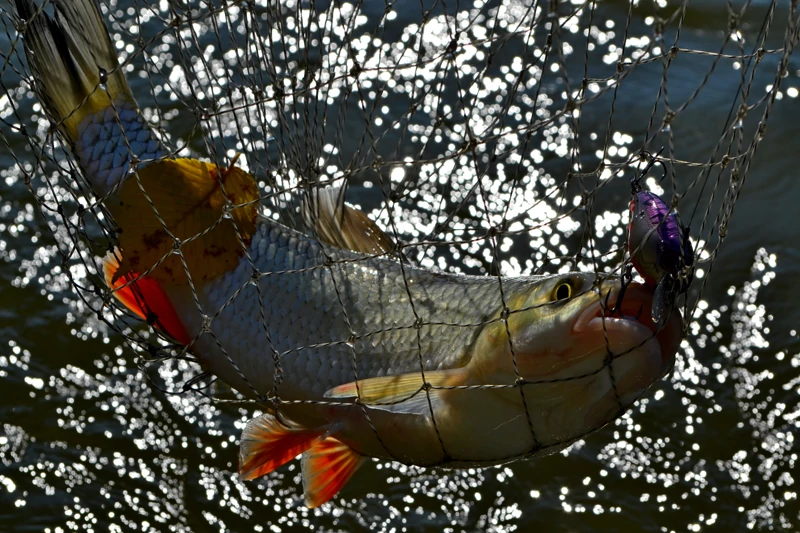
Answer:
[301, 186, 395, 255]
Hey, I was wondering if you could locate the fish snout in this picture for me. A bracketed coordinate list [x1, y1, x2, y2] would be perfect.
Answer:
[573, 281, 682, 379]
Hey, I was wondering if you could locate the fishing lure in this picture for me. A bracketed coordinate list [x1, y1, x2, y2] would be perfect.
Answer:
[625, 151, 694, 326]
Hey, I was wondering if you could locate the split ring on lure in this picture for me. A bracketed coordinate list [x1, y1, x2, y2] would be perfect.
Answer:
[623, 150, 694, 327]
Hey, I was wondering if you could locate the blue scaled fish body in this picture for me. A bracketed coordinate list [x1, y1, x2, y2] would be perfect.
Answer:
[16, 0, 683, 507]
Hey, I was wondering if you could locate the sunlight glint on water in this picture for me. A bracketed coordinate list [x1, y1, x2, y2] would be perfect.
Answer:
[0, 0, 799, 530]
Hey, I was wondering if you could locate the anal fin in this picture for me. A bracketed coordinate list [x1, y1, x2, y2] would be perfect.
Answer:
[302, 437, 365, 508]
[103, 251, 191, 345]
[238, 412, 324, 481]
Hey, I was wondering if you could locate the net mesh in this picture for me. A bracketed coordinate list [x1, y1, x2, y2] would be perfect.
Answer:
[1, 0, 799, 520]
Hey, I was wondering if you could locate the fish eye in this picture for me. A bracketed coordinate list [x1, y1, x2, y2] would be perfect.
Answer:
[554, 282, 572, 301]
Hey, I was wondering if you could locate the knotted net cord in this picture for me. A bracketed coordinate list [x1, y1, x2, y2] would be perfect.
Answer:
[1, 0, 798, 492]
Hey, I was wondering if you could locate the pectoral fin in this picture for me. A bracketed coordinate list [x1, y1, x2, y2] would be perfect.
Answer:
[324, 368, 468, 415]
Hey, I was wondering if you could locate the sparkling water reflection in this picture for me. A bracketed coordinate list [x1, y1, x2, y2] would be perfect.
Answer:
[1, 0, 799, 531]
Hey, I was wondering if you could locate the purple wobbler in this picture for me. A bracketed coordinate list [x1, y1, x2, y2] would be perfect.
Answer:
[626, 157, 694, 326]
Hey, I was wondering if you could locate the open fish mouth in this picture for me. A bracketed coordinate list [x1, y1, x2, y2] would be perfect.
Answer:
[573, 282, 682, 379]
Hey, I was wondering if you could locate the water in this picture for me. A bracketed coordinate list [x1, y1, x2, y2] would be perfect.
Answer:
[1, 0, 799, 531]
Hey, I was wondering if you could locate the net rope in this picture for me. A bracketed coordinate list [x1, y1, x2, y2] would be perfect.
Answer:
[1, 0, 798, 470]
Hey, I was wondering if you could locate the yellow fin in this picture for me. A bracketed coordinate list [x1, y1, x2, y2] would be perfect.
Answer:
[324, 368, 468, 414]
[302, 186, 395, 255]
[16, 0, 134, 142]
[301, 437, 364, 508]
[110, 157, 258, 285]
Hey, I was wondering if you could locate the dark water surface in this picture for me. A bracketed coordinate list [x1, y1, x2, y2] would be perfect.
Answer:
[1, 0, 800, 531]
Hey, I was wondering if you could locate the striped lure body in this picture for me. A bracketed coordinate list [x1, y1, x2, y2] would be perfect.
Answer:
[628, 190, 693, 288]
[17, 0, 684, 508]
[627, 154, 695, 326]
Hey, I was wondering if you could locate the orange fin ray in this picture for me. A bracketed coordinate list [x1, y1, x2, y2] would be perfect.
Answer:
[238, 412, 324, 481]
[301, 437, 365, 508]
[103, 251, 191, 346]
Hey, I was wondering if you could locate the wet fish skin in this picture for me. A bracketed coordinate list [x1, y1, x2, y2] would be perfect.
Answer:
[167, 214, 681, 469]
[171, 216, 529, 400]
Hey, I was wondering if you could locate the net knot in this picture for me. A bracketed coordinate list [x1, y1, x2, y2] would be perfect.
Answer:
[446, 36, 459, 55]
[221, 201, 234, 220]
[200, 314, 213, 333]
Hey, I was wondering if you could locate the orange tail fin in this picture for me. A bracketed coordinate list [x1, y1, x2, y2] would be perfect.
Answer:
[238, 413, 325, 481]
[103, 252, 191, 346]
[301, 437, 365, 508]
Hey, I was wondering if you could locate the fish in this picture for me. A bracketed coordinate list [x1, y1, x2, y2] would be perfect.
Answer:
[15, 0, 684, 508]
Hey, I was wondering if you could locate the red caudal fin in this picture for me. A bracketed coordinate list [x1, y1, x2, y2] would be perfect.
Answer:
[238, 412, 325, 481]
[103, 252, 191, 346]
[301, 437, 365, 508]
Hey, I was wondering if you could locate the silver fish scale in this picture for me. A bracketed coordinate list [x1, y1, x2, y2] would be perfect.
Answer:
[74, 100, 167, 195]
[185, 218, 535, 400]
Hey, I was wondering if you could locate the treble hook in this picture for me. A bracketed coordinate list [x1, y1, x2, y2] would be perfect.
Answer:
[631, 147, 667, 194]
[606, 263, 634, 316]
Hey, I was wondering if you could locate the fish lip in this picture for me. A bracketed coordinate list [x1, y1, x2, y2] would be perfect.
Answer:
[572, 282, 682, 378]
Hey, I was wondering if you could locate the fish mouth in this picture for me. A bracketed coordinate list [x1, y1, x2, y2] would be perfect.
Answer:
[572, 282, 682, 379]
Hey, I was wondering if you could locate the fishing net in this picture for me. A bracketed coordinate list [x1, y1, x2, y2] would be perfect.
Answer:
[1, 0, 799, 530]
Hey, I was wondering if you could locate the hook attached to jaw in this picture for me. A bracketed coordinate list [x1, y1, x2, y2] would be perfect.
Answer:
[606, 263, 634, 316]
